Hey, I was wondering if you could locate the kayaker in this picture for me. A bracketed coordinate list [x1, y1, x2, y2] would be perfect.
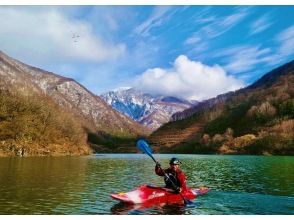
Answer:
[155, 157, 187, 193]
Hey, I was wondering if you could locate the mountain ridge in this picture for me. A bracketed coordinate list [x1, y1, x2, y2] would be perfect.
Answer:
[0, 50, 151, 156]
[149, 60, 294, 155]
[101, 88, 194, 130]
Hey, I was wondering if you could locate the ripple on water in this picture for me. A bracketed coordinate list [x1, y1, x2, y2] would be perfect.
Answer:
[0, 154, 293, 214]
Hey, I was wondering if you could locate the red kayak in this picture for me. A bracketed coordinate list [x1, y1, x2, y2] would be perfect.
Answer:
[111, 185, 209, 205]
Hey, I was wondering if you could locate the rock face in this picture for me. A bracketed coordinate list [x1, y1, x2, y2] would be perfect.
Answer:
[0, 50, 149, 137]
[101, 88, 194, 130]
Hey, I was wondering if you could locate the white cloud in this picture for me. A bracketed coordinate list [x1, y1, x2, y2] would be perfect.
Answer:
[185, 7, 250, 43]
[184, 36, 201, 45]
[213, 25, 294, 76]
[135, 55, 244, 101]
[249, 13, 273, 35]
[210, 9, 249, 37]
[0, 7, 126, 64]
[276, 25, 294, 57]
[186, 41, 210, 59]
[214, 45, 281, 74]
[133, 6, 172, 37]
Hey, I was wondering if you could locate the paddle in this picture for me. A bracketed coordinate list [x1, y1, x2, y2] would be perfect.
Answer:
[136, 139, 194, 206]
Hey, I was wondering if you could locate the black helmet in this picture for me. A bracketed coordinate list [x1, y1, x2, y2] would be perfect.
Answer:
[169, 157, 181, 165]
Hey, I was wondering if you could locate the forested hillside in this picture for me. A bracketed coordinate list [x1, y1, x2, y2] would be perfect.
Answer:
[149, 60, 294, 155]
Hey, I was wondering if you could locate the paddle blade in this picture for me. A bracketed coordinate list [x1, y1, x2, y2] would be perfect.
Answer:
[136, 139, 153, 157]
[183, 197, 195, 207]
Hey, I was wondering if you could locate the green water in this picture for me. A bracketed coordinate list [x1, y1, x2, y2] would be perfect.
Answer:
[0, 154, 293, 214]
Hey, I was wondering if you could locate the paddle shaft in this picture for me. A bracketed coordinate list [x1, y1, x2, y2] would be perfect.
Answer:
[149, 154, 157, 164]
[151, 156, 191, 204]
[136, 139, 193, 205]
[148, 154, 177, 188]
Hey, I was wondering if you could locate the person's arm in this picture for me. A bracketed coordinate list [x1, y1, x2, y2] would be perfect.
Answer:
[155, 162, 165, 176]
[178, 171, 187, 192]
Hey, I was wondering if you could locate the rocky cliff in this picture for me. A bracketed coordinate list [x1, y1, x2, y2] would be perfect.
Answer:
[0, 51, 149, 138]
[101, 88, 193, 130]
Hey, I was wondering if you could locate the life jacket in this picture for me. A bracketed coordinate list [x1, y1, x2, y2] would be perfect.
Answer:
[164, 170, 180, 188]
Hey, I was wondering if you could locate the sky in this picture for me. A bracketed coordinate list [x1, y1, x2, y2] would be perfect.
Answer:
[0, 5, 294, 101]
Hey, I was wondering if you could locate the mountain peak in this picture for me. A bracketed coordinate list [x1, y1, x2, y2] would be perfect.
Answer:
[113, 86, 132, 92]
[0, 50, 150, 137]
[101, 88, 194, 130]
[248, 59, 294, 90]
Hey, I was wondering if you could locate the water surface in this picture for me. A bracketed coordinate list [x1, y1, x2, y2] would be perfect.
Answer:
[0, 154, 293, 214]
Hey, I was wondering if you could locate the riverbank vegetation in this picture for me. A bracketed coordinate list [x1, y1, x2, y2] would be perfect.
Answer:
[0, 87, 92, 156]
[154, 61, 294, 155]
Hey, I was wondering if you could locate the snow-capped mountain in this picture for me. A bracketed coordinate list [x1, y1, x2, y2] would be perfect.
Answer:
[101, 88, 194, 130]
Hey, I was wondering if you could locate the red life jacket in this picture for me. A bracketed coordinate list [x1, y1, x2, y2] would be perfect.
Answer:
[155, 166, 188, 192]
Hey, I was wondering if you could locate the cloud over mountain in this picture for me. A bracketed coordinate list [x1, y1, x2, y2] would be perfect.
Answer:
[135, 55, 244, 101]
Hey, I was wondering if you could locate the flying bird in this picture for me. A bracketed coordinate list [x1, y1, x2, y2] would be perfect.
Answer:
[71, 33, 81, 43]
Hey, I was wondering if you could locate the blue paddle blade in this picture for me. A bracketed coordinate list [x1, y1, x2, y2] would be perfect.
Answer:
[183, 198, 195, 207]
[136, 139, 153, 157]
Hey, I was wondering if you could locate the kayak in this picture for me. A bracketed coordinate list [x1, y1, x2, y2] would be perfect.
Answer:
[110, 185, 209, 205]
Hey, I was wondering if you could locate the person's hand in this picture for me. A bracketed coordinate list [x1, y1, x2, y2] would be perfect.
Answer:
[175, 187, 182, 193]
[155, 162, 161, 168]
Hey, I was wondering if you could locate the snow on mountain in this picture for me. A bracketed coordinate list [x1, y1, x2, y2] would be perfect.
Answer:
[101, 88, 195, 130]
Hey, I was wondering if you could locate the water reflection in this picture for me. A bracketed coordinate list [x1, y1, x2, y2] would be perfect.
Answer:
[110, 202, 187, 215]
[0, 154, 293, 214]
[181, 155, 294, 196]
[0, 157, 89, 214]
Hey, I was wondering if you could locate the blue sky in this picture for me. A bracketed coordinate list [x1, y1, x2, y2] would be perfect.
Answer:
[0, 6, 294, 100]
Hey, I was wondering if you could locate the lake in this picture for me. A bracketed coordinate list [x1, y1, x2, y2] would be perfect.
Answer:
[0, 154, 293, 214]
